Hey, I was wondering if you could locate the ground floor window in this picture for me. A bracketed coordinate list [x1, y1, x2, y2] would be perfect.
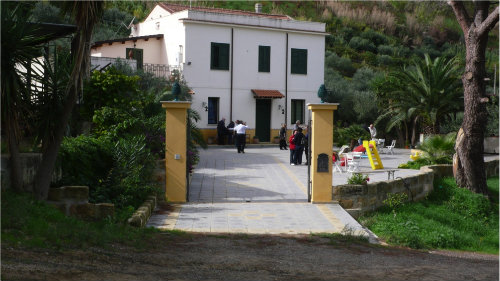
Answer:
[291, 99, 304, 125]
[207, 97, 219, 124]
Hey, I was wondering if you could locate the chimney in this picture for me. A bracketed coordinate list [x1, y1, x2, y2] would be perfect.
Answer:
[255, 3, 262, 13]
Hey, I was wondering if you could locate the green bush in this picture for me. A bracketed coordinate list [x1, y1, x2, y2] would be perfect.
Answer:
[418, 133, 456, 164]
[335, 124, 371, 147]
[360, 29, 388, 46]
[398, 158, 431, 169]
[57, 135, 159, 212]
[57, 135, 113, 190]
[377, 44, 394, 55]
[347, 173, 369, 185]
[349, 36, 376, 53]
[377, 54, 394, 66]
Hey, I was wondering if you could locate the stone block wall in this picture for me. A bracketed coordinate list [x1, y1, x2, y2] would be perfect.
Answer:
[128, 195, 157, 227]
[47, 186, 114, 220]
[333, 159, 499, 218]
[1, 153, 61, 191]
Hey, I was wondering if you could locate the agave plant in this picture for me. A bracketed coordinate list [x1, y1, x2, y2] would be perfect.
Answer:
[417, 132, 457, 164]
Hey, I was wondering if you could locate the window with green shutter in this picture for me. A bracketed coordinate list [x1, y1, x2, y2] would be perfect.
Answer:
[291, 99, 305, 125]
[210, 42, 230, 70]
[258, 45, 270, 72]
[291, 48, 307, 75]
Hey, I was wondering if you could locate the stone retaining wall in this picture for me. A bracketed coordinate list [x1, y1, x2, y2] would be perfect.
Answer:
[127, 195, 157, 227]
[1, 153, 60, 192]
[333, 159, 499, 219]
[47, 186, 114, 220]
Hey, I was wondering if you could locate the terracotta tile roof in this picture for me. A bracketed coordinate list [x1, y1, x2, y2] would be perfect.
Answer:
[251, 89, 284, 99]
[91, 34, 163, 48]
[158, 3, 291, 20]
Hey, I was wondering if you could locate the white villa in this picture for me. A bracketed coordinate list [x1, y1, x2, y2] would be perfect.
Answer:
[91, 3, 326, 142]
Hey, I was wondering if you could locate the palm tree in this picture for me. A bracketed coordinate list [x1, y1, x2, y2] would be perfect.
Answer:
[374, 54, 463, 146]
[33, 1, 104, 200]
[1, 3, 49, 191]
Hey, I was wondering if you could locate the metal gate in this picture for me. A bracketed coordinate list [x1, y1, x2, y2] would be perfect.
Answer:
[307, 113, 312, 202]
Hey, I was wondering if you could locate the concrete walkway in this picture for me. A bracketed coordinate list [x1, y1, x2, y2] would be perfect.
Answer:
[147, 145, 422, 240]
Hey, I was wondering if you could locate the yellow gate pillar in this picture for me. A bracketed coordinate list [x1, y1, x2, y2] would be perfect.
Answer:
[308, 103, 338, 203]
[161, 101, 191, 203]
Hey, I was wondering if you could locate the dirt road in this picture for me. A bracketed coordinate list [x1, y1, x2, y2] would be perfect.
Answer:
[2, 233, 498, 281]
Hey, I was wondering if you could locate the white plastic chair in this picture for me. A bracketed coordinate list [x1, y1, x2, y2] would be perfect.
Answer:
[376, 139, 385, 153]
[386, 140, 396, 155]
[346, 152, 362, 173]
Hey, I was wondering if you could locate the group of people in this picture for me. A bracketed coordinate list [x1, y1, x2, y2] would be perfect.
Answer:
[280, 120, 309, 166]
[217, 118, 249, 153]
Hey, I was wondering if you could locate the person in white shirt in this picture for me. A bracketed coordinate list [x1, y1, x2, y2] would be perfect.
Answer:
[233, 120, 249, 153]
[369, 124, 377, 140]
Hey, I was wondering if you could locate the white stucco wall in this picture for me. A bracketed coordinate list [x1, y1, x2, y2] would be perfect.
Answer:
[91, 38, 165, 65]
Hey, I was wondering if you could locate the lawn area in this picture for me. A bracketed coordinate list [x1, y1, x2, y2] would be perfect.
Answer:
[360, 177, 499, 254]
[1, 190, 160, 249]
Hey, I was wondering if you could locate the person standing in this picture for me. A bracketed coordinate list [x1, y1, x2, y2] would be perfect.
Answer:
[233, 120, 249, 153]
[303, 130, 309, 165]
[293, 120, 301, 131]
[226, 120, 235, 145]
[289, 130, 297, 165]
[369, 124, 377, 140]
[217, 118, 226, 145]
[279, 123, 288, 150]
[293, 127, 305, 165]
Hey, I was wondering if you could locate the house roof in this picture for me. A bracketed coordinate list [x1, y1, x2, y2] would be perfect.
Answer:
[91, 34, 163, 48]
[158, 3, 291, 20]
[251, 89, 284, 99]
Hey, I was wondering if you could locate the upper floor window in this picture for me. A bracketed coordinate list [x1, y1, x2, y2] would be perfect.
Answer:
[258, 45, 270, 72]
[291, 48, 307, 75]
[291, 99, 305, 125]
[210, 42, 230, 70]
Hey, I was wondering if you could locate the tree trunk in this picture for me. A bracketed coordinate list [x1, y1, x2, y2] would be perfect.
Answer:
[449, 1, 498, 195]
[33, 2, 100, 200]
[454, 31, 489, 194]
[6, 119, 24, 192]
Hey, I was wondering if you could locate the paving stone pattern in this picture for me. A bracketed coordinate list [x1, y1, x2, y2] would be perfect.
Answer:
[147, 146, 420, 238]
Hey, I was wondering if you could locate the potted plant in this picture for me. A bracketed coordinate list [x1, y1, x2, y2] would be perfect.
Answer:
[273, 136, 280, 144]
[253, 136, 259, 144]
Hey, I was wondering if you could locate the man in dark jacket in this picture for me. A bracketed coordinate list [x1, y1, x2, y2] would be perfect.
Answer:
[217, 118, 226, 145]
[293, 127, 305, 165]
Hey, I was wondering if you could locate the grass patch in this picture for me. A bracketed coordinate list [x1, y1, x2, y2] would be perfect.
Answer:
[312, 226, 369, 245]
[359, 177, 499, 254]
[1, 190, 161, 250]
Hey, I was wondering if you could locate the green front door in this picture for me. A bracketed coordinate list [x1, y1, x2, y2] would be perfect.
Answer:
[255, 99, 271, 142]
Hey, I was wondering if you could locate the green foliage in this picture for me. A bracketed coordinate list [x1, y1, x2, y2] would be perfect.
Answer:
[1, 190, 159, 249]
[360, 29, 388, 46]
[417, 132, 456, 164]
[58, 135, 113, 190]
[57, 135, 159, 211]
[486, 95, 499, 136]
[325, 51, 356, 77]
[360, 177, 499, 253]
[347, 173, 370, 185]
[81, 67, 141, 120]
[398, 158, 431, 170]
[335, 124, 370, 146]
[383, 192, 408, 217]
[349, 36, 376, 53]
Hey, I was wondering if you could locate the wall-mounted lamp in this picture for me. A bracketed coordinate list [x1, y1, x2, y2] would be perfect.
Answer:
[278, 104, 282, 110]
[202, 101, 208, 112]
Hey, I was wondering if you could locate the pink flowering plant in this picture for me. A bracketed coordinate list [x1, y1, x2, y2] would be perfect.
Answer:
[347, 173, 370, 185]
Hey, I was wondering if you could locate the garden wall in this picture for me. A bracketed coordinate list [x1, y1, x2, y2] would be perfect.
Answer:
[333, 159, 499, 219]
[1, 153, 61, 191]
[47, 186, 114, 220]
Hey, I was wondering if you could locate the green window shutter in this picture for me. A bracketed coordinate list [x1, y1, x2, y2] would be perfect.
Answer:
[211, 42, 230, 70]
[258, 45, 270, 72]
[219, 43, 229, 70]
[291, 48, 307, 74]
[210, 43, 217, 69]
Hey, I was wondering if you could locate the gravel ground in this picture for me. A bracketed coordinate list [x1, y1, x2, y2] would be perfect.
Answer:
[2, 233, 498, 281]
